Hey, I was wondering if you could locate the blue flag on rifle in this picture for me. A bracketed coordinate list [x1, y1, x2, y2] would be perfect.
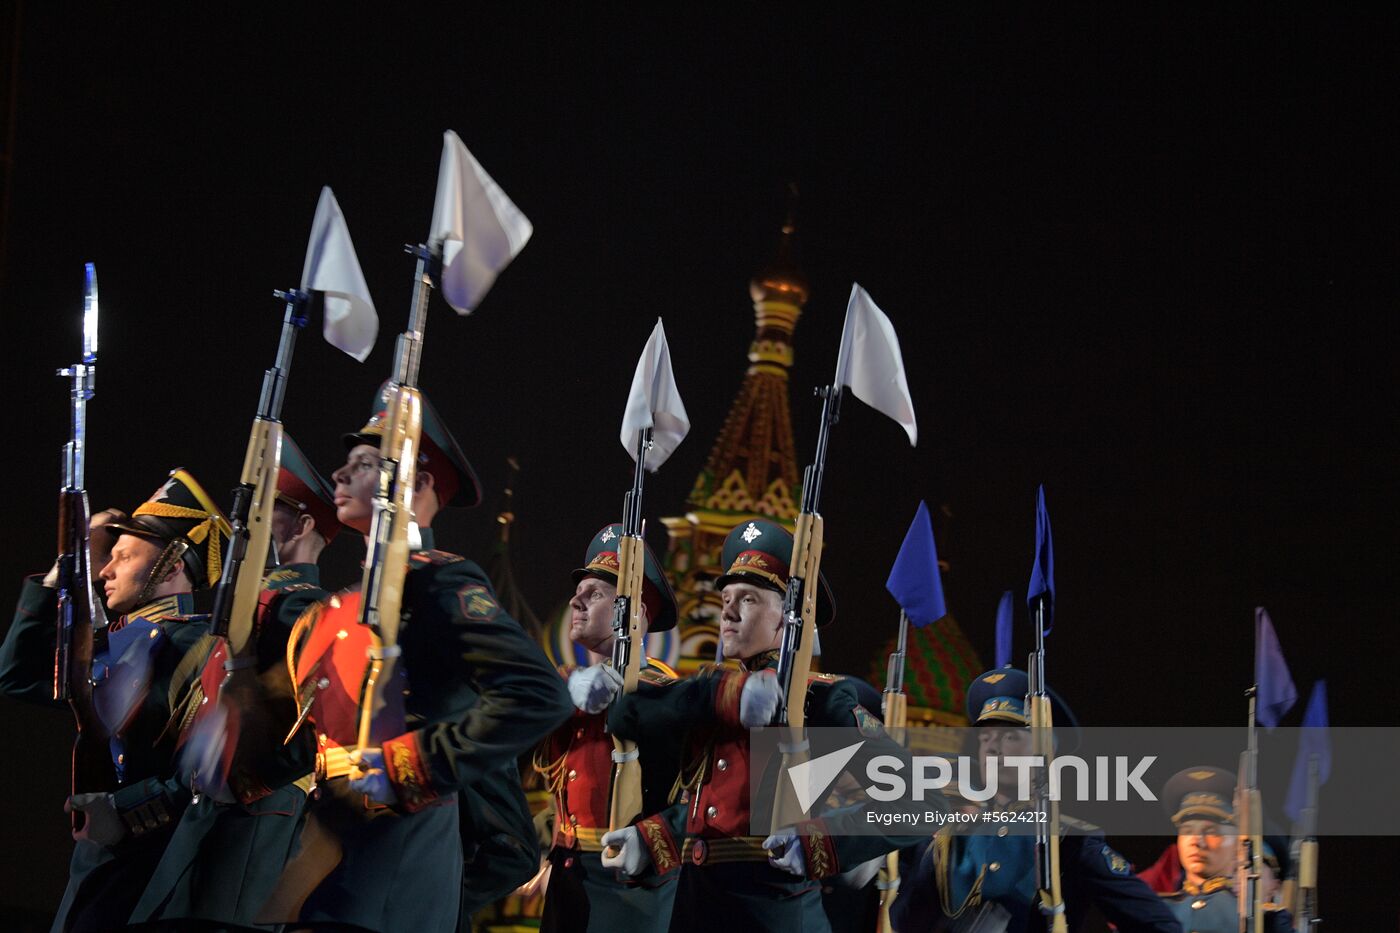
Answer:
[1284, 680, 1331, 823]
[1026, 485, 1055, 633]
[885, 501, 946, 627]
[995, 591, 1014, 668]
[1255, 607, 1297, 729]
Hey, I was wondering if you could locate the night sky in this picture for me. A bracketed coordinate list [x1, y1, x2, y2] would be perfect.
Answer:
[1, 8, 1396, 928]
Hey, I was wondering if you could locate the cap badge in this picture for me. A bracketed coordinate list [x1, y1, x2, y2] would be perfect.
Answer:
[1189, 770, 1216, 781]
[600, 528, 617, 544]
[741, 522, 762, 543]
[984, 673, 1006, 684]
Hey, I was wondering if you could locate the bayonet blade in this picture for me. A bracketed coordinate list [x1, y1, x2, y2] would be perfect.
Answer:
[82, 263, 99, 362]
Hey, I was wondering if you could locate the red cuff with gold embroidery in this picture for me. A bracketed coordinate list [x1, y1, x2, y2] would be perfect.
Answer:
[382, 733, 441, 813]
[714, 671, 748, 727]
[636, 813, 682, 876]
[798, 817, 840, 880]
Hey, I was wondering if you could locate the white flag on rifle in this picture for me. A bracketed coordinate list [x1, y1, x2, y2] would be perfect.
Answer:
[620, 318, 690, 471]
[429, 130, 533, 315]
[300, 186, 378, 362]
[833, 283, 917, 445]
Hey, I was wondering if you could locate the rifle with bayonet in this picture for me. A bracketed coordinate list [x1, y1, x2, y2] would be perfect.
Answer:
[877, 610, 910, 931]
[1236, 689, 1267, 933]
[1027, 603, 1067, 933]
[604, 317, 688, 851]
[54, 263, 112, 822]
[605, 427, 651, 843]
[208, 291, 309, 656]
[355, 245, 433, 751]
[769, 383, 838, 830]
[1291, 756, 1321, 928]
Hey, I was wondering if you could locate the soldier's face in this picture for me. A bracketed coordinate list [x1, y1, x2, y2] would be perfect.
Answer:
[977, 725, 1034, 796]
[331, 444, 380, 533]
[1176, 819, 1238, 881]
[98, 534, 163, 614]
[569, 575, 618, 652]
[719, 582, 784, 660]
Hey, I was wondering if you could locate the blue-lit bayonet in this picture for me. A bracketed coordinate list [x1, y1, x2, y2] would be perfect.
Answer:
[54, 263, 102, 699]
[55, 263, 114, 818]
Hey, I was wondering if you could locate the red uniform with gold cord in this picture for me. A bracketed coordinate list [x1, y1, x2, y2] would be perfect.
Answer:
[607, 519, 935, 933]
[259, 386, 571, 933]
[535, 523, 687, 933]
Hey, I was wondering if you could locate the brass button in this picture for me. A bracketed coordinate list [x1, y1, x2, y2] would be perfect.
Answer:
[317, 677, 331, 689]
[989, 861, 1001, 872]
[997, 826, 1009, 837]
[575, 728, 584, 739]
[706, 806, 718, 819]
[1191, 899, 1207, 910]
[567, 769, 578, 781]
[716, 758, 728, 771]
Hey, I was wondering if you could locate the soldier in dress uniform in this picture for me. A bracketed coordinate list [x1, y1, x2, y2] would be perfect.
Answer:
[533, 523, 683, 933]
[259, 385, 571, 933]
[607, 518, 933, 933]
[1157, 766, 1293, 932]
[0, 469, 229, 933]
[130, 436, 340, 931]
[890, 668, 1180, 933]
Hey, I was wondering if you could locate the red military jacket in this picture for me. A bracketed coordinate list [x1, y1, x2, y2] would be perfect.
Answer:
[537, 662, 678, 848]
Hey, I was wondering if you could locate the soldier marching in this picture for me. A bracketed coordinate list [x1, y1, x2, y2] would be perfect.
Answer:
[2, 134, 1336, 933]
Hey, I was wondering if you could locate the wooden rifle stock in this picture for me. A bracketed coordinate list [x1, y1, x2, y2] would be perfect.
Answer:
[1028, 691, 1067, 933]
[877, 612, 911, 932]
[356, 384, 422, 751]
[606, 532, 646, 841]
[215, 418, 283, 655]
[769, 510, 823, 832]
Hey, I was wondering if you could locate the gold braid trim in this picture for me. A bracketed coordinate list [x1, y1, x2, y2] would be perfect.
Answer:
[532, 746, 569, 796]
[935, 829, 987, 920]
[671, 732, 714, 806]
[134, 501, 232, 584]
[638, 816, 679, 874]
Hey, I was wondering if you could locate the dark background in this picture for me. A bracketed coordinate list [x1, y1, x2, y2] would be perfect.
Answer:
[0, 7, 1395, 928]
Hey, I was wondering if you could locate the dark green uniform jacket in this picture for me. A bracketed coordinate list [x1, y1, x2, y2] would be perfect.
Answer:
[129, 563, 323, 932]
[0, 576, 206, 933]
[608, 651, 934, 933]
[265, 530, 571, 933]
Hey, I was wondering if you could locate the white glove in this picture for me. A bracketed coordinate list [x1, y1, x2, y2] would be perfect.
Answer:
[763, 826, 805, 877]
[568, 664, 624, 714]
[348, 748, 399, 806]
[739, 669, 782, 727]
[835, 854, 886, 889]
[600, 825, 652, 877]
[66, 793, 126, 848]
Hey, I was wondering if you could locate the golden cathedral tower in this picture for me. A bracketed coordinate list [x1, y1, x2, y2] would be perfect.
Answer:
[660, 200, 808, 672]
